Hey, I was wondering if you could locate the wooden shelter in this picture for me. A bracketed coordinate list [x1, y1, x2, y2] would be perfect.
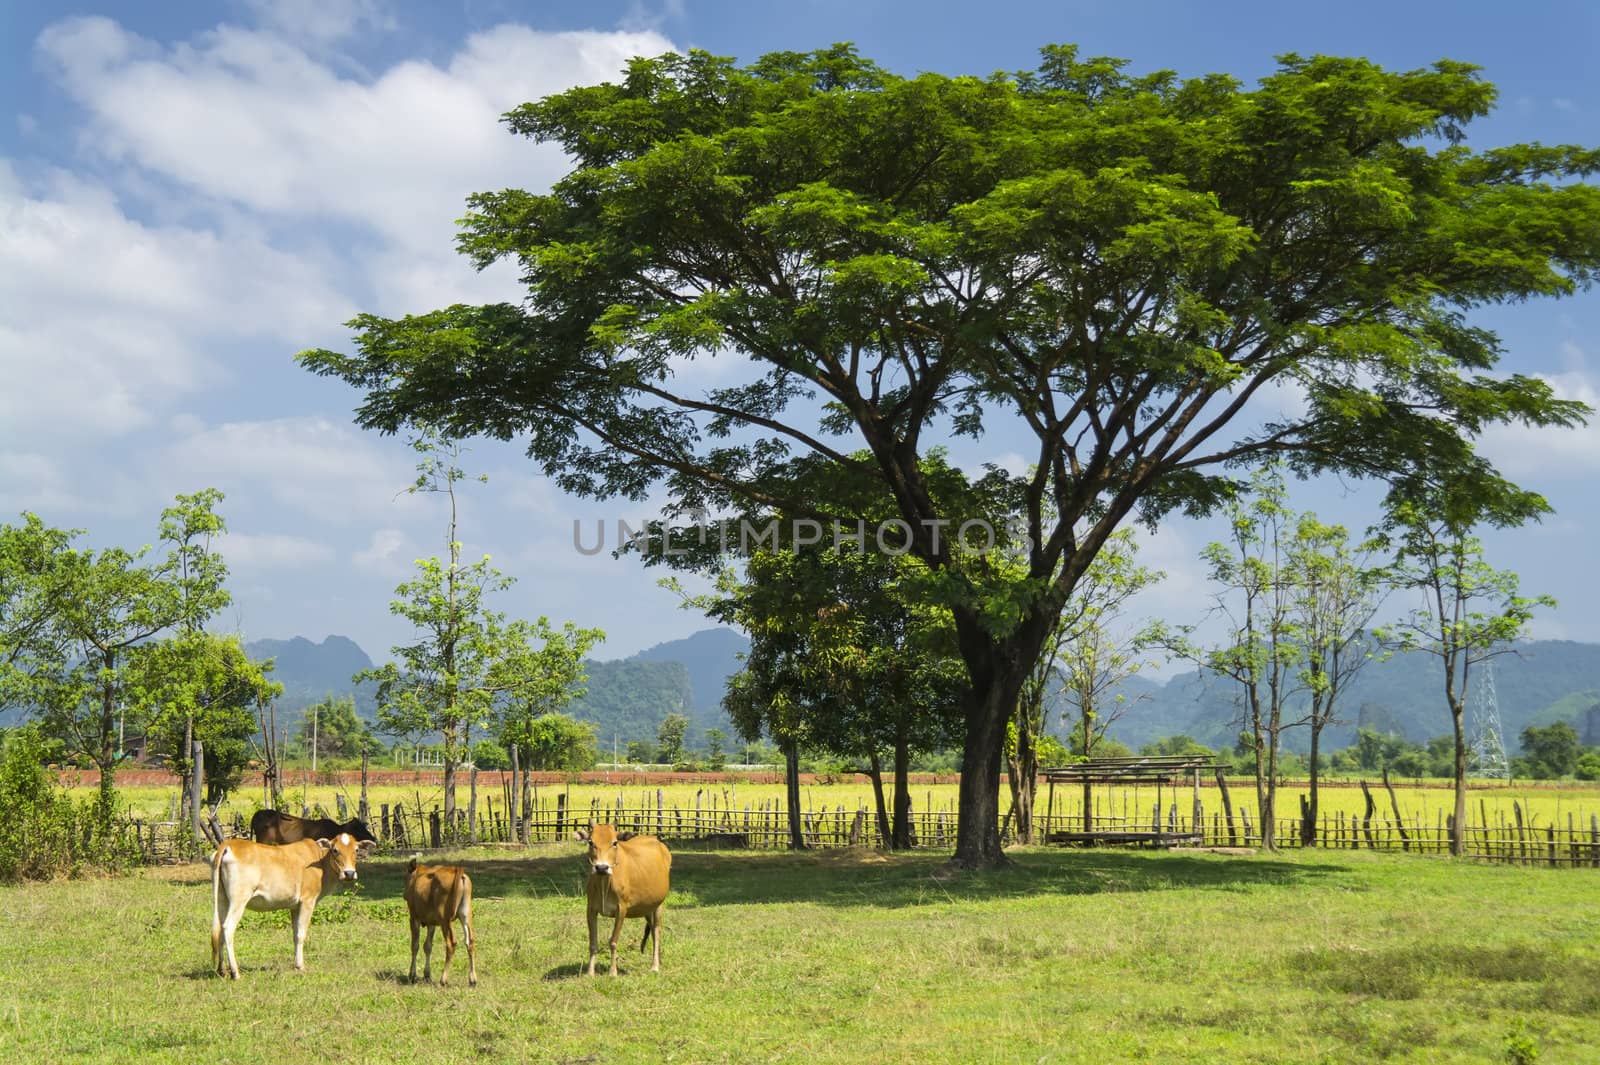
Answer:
[1039, 755, 1219, 847]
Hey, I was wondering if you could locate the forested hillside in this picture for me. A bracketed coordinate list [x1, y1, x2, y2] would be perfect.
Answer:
[1093, 640, 1600, 754]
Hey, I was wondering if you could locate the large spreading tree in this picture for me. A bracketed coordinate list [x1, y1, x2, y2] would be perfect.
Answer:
[302, 45, 1599, 867]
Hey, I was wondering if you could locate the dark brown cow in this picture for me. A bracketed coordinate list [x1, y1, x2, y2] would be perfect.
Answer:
[251, 808, 376, 845]
[574, 824, 671, 976]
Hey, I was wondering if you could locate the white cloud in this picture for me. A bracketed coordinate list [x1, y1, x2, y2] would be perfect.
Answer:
[162, 415, 420, 520]
[1477, 369, 1600, 478]
[352, 527, 411, 572]
[0, 163, 353, 439]
[220, 530, 336, 567]
[36, 17, 674, 255]
[240, 0, 395, 44]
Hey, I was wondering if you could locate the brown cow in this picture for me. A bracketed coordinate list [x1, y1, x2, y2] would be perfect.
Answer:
[251, 808, 377, 845]
[574, 824, 671, 976]
[403, 858, 478, 987]
[210, 832, 375, 979]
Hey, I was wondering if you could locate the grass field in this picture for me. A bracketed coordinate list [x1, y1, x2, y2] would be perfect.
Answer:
[2, 844, 1598, 1063]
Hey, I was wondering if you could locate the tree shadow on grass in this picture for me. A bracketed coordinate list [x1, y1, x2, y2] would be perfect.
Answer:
[347, 845, 1350, 910]
[162, 845, 1351, 911]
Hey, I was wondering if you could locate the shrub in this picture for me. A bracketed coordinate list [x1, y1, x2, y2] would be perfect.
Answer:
[472, 738, 510, 771]
[1574, 751, 1600, 782]
[0, 726, 84, 882]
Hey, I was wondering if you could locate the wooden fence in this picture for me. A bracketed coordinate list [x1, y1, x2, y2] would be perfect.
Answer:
[122, 784, 1600, 868]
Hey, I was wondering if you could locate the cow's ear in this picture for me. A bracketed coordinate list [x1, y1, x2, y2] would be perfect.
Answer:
[617, 831, 636, 842]
[315, 837, 334, 851]
[573, 828, 589, 843]
[356, 839, 378, 856]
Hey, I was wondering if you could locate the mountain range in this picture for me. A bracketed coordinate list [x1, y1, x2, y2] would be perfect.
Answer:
[243, 632, 1600, 754]
[243, 628, 749, 747]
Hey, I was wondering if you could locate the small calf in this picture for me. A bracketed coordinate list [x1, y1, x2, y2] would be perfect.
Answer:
[574, 824, 671, 976]
[403, 858, 478, 987]
[211, 833, 374, 979]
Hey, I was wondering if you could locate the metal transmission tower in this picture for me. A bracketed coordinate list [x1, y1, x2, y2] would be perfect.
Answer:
[1469, 662, 1510, 779]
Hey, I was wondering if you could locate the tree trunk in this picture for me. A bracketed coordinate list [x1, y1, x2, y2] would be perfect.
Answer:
[1216, 768, 1237, 846]
[783, 740, 807, 850]
[892, 736, 913, 850]
[1382, 766, 1411, 851]
[1083, 778, 1093, 833]
[508, 743, 522, 841]
[1302, 718, 1323, 847]
[182, 715, 195, 839]
[951, 684, 1011, 868]
[191, 737, 206, 849]
[1451, 698, 1467, 856]
[95, 650, 118, 827]
[866, 749, 891, 847]
[1006, 717, 1037, 846]
[442, 754, 458, 843]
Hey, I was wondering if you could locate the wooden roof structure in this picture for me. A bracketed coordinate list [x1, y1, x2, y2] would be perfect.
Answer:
[1039, 755, 1218, 786]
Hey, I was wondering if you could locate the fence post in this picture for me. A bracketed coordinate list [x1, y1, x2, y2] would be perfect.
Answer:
[190, 738, 206, 849]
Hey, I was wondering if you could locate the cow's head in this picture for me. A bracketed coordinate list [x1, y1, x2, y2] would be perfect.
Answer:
[317, 832, 377, 881]
[574, 825, 635, 876]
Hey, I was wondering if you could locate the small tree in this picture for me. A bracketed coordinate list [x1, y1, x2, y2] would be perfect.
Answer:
[493, 620, 603, 769]
[521, 713, 599, 771]
[293, 695, 379, 764]
[1153, 468, 1300, 850]
[655, 713, 689, 765]
[1518, 722, 1580, 779]
[33, 492, 230, 824]
[1382, 505, 1551, 855]
[0, 515, 78, 709]
[624, 739, 653, 764]
[1051, 530, 1162, 835]
[365, 432, 595, 839]
[130, 632, 280, 805]
[1287, 515, 1384, 845]
[706, 729, 727, 771]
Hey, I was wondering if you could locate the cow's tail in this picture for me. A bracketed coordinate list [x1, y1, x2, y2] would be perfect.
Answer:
[639, 914, 653, 954]
[209, 844, 225, 972]
[452, 872, 473, 946]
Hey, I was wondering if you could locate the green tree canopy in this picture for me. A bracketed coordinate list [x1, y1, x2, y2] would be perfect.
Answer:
[129, 632, 280, 804]
[294, 695, 380, 763]
[302, 45, 1600, 866]
[520, 713, 599, 772]
[31, 492, 232, 819]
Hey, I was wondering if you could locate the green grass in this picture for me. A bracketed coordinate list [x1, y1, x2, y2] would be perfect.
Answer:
[2, 845, 1599, 1063]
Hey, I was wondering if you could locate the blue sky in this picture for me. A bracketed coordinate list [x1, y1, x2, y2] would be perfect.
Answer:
[2, 0, 1598, 664]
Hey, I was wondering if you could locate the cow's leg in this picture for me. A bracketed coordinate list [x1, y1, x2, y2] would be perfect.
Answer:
[220, 889, 248, 980]
[409, 918, 421, 983]
[608, 912, 626, 976]
[650, 903, 663, 973]
[586, 905, 599, 976]
[292, 901, 315, 971]
[423, 926, 436, 982]
[440, 923, 456, 987]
